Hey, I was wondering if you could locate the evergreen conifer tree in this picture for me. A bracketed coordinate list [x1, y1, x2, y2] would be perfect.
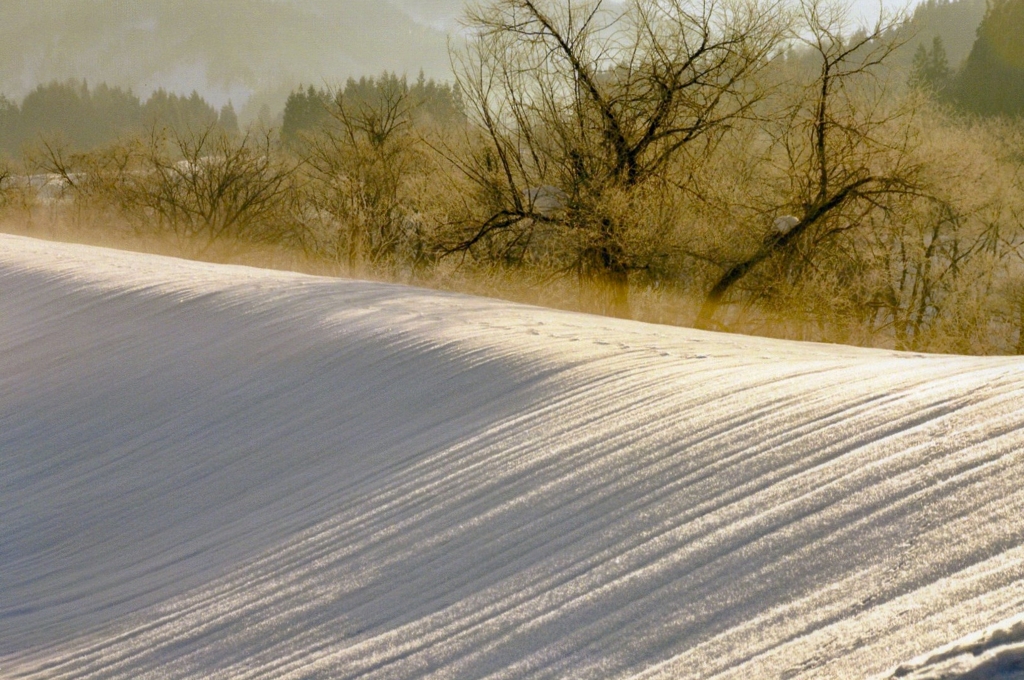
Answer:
[219, 102, 240, 135]
[909, 36, 953, 96]
[953, 0, 1024, 115]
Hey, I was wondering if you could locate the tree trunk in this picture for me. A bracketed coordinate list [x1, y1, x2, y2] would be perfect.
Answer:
[581, 240, 632, 319]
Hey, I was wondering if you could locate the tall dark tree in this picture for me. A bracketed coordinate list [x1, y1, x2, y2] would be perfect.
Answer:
[909, 36, 953, 95]
[952, 0, 1024, 115]
[281, 86, 332, 146]
[0, 95, 20, 156]
[219, 101, 240, 135]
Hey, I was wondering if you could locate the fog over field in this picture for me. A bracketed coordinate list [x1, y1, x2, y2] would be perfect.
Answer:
[0, 1, 463, 111]
[0, 0, 913, 110]
[3, 234, 1024, 678]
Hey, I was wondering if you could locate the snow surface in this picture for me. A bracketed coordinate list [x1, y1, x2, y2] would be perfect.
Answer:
[2, 233, 1024, 679]
[884, 612, 1024, 679]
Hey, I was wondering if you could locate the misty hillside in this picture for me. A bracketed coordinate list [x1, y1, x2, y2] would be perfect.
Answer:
[3, 234, 1024, 678]
[903, 0, 988, 69]
[0, 0, 456, 106]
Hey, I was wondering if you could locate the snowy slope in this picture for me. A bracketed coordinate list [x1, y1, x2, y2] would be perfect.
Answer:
[885, 612, 1024, 679]
[1, 233, 1023, 679]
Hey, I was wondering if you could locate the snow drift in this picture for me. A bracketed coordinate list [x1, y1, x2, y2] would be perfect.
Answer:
[2, 234, 1023, 679]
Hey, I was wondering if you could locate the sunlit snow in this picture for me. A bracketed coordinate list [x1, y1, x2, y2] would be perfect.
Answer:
[2, 234, 1023, 679]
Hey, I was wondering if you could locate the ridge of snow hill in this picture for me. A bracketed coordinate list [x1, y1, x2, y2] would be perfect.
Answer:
[2, 234, 1023, 679]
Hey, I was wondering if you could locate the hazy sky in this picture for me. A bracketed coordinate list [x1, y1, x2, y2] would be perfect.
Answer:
[829, 0, 920, 27]
[395, 0, 918, 34]
[386, 0, 466, 30]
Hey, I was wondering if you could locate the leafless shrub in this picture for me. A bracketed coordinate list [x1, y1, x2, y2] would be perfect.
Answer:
[40, 125, 299, 256]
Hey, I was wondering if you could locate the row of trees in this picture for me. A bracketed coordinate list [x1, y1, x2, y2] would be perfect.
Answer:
[0, 80, 238, 156]
[281, 72, 465, 146]
[7, 0, 1024, 355]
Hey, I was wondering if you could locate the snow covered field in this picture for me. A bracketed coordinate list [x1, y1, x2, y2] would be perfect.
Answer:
[2, 233, 1024, 679]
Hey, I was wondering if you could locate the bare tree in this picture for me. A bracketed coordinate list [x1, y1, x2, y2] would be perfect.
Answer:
[145, 126, 297, 254]
[448, 0, 786, 315]
[302, 76, 422, 271]
[865, 117, 1024, 353]
[695, 0, 922, 328]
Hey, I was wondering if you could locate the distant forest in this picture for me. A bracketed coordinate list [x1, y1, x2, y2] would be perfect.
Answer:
[0, 73, 465, 157]
[0, 82, 238, 156]
[280, 73, 465, 146]
[902, 0, 987, 69]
